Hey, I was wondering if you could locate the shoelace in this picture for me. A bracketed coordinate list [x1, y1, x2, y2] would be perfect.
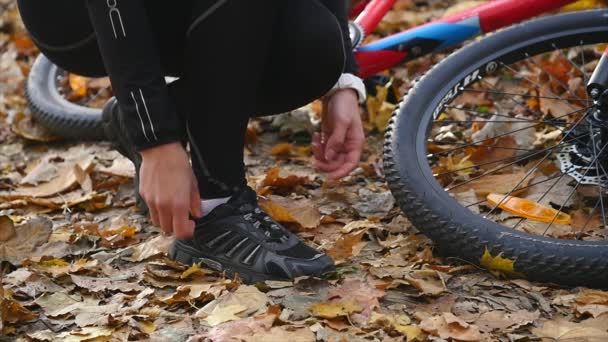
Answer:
[242, 207, 288, 242]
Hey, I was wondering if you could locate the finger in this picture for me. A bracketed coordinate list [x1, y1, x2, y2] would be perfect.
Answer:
[328, 148, 361, 180]
[190, 179, 203, 219]
[312, 133, 326, 163]
[325, 124, 347, 162]
[315, 153, 345, 172]
[328, 158, 359, 180]
[158, 201, 174, 235]
[173, 205, 195, 239]
[148, 205, 160, 227]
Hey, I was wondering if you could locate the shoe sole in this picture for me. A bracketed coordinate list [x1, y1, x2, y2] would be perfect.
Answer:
[169, 240, 289, 284]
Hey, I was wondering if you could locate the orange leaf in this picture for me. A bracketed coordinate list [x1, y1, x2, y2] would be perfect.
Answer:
[270, 143, 293, 157]
[69, 74, 88, 99]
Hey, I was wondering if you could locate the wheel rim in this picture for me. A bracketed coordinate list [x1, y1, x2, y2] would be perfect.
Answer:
[417, 29, 608, 242]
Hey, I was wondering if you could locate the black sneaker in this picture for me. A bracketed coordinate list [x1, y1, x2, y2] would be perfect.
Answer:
[101, 97, 147, 212]
[169, 186, 335, 283]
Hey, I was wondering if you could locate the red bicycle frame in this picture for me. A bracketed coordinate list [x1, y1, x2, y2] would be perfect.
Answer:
[351, 0, 579, 78]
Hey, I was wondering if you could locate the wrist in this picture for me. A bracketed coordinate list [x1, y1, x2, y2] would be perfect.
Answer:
[140, 142, 184, 159]
[324, 73, 367, 104]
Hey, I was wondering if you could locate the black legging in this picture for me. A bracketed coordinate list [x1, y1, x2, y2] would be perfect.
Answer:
[17, 0, 348, 198]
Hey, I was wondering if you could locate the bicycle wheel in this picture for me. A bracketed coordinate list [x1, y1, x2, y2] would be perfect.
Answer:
[26, 54, 107, 140]
[384, 9, 608, 287]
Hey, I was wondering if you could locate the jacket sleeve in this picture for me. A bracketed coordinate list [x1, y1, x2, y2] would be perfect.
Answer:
[320, 0, 359, 75]
[86, 0, 182, 151]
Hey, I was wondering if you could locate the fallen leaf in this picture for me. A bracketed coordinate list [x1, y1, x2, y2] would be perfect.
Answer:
[532, 318, 608, 341]
[480, 247, 523, 277]
[1, 297, 37, 324]
[125, 234, 174, 262]
[68, 74, 88, 99]
[97, 157, 135, 178]
[70, 274, 144, 293]
[203, 304, 247, 327]
[0, 216, 52, 265]
[455, 172, 529, 196]
[325, 229, 367, 264]
[0, 216, 15, 241]
[420, 312, 482, 341]
[0, 155, 95, 199]
[11, 112, 60, 142]
[259, 195, 321, 229]
[575, 289, 608, 317]
[309, 299, 363, 319]
[197, 285, 271, 320]
[196, 312, 277, 341]
[271, 143, 293, 157]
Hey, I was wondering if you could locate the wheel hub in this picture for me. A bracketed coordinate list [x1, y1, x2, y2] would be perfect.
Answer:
[557, 113, 608, 186]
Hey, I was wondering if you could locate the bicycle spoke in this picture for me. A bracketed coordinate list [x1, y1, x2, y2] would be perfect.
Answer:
[463, 173, 563, 208]
[500, 61, 584, 107]
[524, 52, 582, 100]
[576, 196, 602, 240]
[429, 106, 591, 158]
[589, 123, 607, 228]
[542, 139, 608, 236]
[483, 111, 591, 218]
[435, 132, 590, 177]
[460, 88, 586, 102]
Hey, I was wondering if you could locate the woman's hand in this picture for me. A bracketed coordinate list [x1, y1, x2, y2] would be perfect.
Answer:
[139, 142, 202, 239]
[313, 88, 364, 180]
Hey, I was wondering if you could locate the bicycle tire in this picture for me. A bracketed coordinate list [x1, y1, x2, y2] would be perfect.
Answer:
[383, 9, 608, 287]
[26, 54, 105, 140]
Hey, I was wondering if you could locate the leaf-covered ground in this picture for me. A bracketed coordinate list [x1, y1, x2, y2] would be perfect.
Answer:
[2, 0, 608, 341]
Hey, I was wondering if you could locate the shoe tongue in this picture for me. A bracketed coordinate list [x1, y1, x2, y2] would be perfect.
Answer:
[227, 187, 257, 208]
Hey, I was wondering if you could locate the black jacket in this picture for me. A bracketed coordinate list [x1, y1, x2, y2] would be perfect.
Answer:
[86, 0, 357, 150]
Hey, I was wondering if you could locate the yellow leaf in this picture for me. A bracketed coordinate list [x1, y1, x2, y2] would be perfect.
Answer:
[180, 263, 204, 279]
[395, 324, 424, 341]
[137, 321, 156, 334]
[270, 143, 293, 157]
[204, 304, 247, 327]
[309, 299, 363, 319]
[480, 247, 523, 277]
[561, 0, 604, 12]
[69, 74, 88, 98]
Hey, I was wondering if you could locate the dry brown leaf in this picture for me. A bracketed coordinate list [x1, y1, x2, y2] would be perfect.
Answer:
[11, 112, 60, 142]
[532, 318, 608, 341]
[309, 299, 363, 319]
[196, 285, 270, 325]
[420, 312, 482, 341]
[1, 297, 37, 324]
[327, 278, 385, 326]
[325, 229, 367, 264]
[70, 274, 144, 293]
[475, 310, 539, 332]
[259, 195, 320, 229]
[203, 304, 247, 327]
[0, 216, 52, 265]
[1, 155, 95, 199]
[539, 88, 578, 117]
[402, 269, 447, 296]
[455, 171, 529, 196]
[97, 157, 135, 178]
[575, 289, 608, 317]
[259, 167, 308, 196]
[125, 234, 175, 262]
[196, 312, 277, 340]
[0, 216, 15, 241]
